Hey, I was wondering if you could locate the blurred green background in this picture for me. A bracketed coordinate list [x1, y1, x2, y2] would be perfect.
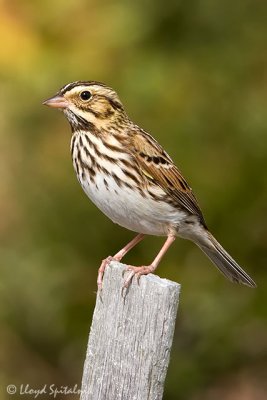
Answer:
[1, 0, 267, 399]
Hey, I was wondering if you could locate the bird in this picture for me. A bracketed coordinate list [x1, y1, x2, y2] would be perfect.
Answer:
[43, 81, 256, 290]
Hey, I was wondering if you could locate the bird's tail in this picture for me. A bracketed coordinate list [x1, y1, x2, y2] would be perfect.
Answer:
[195, 231, 256, 288]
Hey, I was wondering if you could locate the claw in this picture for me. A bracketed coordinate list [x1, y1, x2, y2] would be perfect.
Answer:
[122, 268, 128, 278]
[97, 255, 117, 290]
[123, 270, 136, 289]
[122, 265, 155, 290]
[136, 273, 142, 286]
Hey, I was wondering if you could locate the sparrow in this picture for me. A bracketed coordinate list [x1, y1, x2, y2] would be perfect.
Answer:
[43, 81, 256, 290]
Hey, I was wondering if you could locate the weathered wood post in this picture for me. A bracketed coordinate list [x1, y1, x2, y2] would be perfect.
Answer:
[80, 262, 180, 400]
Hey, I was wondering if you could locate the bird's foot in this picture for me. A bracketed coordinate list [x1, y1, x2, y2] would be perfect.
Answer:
[97, 255, 120, 291]
[123, 265, 156, 289]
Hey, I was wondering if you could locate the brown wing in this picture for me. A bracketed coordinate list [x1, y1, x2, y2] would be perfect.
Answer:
[130, 130, 206, 226]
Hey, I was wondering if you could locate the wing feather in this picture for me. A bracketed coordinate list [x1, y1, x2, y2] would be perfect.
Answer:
[130, 130, 206, 225]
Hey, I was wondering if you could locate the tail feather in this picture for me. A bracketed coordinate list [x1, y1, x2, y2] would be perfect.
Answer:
[196, 232, 256, 288]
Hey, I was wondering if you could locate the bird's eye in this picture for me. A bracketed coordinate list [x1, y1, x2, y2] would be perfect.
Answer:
[80, 91, 91, 101]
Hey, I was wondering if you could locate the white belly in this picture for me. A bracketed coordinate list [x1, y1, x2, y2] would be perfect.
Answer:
[78, 171, 187, 236]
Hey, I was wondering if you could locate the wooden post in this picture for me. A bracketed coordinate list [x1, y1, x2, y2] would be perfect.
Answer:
[80, 261, 180, 400]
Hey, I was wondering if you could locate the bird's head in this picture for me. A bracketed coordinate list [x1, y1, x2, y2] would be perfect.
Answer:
[43, 81, 126, 132]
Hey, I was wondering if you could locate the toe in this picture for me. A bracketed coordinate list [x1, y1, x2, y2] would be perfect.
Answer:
[123, 270, 136, 289]
[97, 255, 115, 290]
[122, 265, 155, 289]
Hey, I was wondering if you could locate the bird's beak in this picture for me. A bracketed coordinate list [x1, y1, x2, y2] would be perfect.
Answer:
[42, 95, 69, 109]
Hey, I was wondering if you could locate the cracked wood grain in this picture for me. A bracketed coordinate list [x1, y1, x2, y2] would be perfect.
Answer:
[80, 262, 180, 400]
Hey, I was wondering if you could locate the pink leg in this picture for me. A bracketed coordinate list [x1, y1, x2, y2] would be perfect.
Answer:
[97, 233, 145, 290]
[123, 235, 176, 288]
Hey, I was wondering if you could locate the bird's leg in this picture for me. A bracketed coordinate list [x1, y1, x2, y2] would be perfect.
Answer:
[123, 235, 176, 288]
[112, 233, 146, 261]
[97, 233, 145, 290]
